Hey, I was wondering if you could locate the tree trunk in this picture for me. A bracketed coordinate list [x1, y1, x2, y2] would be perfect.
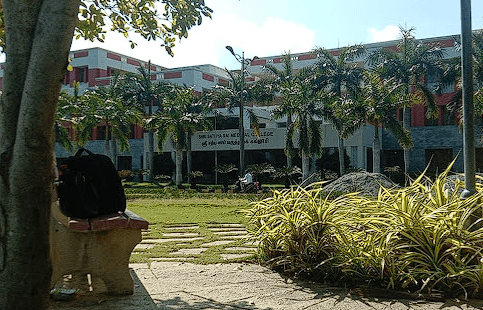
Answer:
[286, 113, 292, 167]
[175, 148, 183, 188]
[0, 1, 80, 308]
[148, 129, 155, 182]
[187, 135, 192, 184]
[302, 151, 310, 181]
[338, 137, 345, 176]
[403, 106, 411, 184]
[373, 129, 381, 174]
[104, 125, 111, 160]
[111, 137, 118, 168]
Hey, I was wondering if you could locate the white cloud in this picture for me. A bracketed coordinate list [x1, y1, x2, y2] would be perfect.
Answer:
[368, 25, 400, 43]
[71, 14, 315, 70]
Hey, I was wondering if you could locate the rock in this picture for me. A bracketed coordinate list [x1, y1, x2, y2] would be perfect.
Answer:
[322, 172, 400, 197]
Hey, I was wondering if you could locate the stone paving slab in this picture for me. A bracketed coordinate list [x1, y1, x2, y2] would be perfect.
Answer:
[220, 253, 254, 260]
[150, 257, 195, 262]
[207, 227, 248, 232]
[142, 237, 203, 243]
[134, 243, 156, 250]
[200, 240, 235, 247]
[207, 223, 245, 228]
[169, 248, 208, 255]
[165, 225, 200, 230]
[220, 235, 248, 240]
[163, 232, 199, 237]
[224, 247, 256, 252]
[49, 262, 483, 310]
[212, 231, 248, 236]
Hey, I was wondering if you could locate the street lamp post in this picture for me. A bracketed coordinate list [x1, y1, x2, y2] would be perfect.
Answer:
[226, 46, 252, 176]
[460, 0, 476, 198]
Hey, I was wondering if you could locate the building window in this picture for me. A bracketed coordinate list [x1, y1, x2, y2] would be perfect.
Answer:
[78, 67, 88, 83]
[117, 156, 132, 171]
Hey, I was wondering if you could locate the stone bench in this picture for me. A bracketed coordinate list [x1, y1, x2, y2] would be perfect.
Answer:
[50, 204, 148, 295]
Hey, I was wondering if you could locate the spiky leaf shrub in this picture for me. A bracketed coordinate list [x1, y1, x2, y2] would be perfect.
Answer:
[244, 182, 349, 274]
[245, 164, 483, 298]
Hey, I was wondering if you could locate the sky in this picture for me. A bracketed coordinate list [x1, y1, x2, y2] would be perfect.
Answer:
[69, 0, 483, 71]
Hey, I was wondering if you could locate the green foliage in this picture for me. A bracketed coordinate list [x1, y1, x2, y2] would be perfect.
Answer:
[271, 166, 302, 189]
[361, 71, 413, 149]
[245, 163, 483, 298]
[214, 163, 238, 190]
[56, 83, 82, 151]
[75, 0, 212, 56]
[76, 79, 143, 152]
[154, 84, 212, 152]
[366, 26, 445, 120]
[0, 1, 211, 55]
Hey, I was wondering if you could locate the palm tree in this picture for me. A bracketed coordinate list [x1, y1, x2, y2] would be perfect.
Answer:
[366, 26, 445, 178]
[121, 66, 174, 182]
[278, 78, 325, 180]
[264, 52, 302, 167]
[76, 82, 142, 166]
[214, 163, 238, 192]
[206, 69, 261, 175]
[311, 44, 365, 176]
[272, 166, 302, 189]
[360, 72, 413, 173]
[56, 82, 82, 151]
[154, 85, 212, 188]
[246, 162, 275, 189]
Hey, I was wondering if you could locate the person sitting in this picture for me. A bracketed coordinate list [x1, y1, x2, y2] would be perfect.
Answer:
[241, 172, 255, 191]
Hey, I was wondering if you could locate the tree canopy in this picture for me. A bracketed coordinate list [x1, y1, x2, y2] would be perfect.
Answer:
[0, 0, 212, 56]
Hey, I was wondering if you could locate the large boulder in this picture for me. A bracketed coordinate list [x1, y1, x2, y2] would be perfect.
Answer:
[322, 171, 400, 197]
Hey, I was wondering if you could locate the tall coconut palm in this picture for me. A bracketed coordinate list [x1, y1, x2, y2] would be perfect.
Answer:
[360, 71, 413, 173]
[311, 44, 365, 176]
[366, 26, 444, 178]
[264, 52, 303, 167]
[76, 83, 142, 166]
[121, 66, 174, 182]
[206, 69, 261, 175]
[279, 77, 325, 180]
[154, 85, 212, 188]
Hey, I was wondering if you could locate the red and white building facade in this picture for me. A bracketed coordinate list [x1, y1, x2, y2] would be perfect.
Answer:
[0, 34, 474, 182]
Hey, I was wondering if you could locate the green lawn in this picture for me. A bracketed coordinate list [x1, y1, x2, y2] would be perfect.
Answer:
[127, 194, 259, 264]
[128, 197, 250, 226]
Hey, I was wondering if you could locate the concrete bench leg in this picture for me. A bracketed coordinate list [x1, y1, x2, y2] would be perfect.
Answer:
[88, 228, 141, 295]
[50, 217, 89, 289]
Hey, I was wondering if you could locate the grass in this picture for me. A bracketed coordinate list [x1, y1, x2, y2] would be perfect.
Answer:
[128, 197, 250, 226]
[127, 194, 259, 264]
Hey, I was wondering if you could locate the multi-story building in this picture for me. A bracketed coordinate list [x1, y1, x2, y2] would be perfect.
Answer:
[244, 34, 467, 176]
[0, 34, 473, 183]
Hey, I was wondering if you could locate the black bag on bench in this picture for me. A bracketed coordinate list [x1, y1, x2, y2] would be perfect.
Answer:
[57, 148, 126, 219]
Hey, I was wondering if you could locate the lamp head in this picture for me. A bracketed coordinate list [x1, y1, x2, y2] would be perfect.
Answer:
[225, 45, 235, 56]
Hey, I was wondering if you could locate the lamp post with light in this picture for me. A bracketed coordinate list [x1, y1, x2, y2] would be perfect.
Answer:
[225, 45, 253, 176]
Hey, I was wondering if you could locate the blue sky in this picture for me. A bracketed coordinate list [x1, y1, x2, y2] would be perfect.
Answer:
[70, 0, 483, 70]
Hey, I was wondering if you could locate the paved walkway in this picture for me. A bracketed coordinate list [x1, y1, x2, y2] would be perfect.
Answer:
[49, 223, 483, 309]
[135, 223, 257, 263]
[50, 262, 483, 309]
